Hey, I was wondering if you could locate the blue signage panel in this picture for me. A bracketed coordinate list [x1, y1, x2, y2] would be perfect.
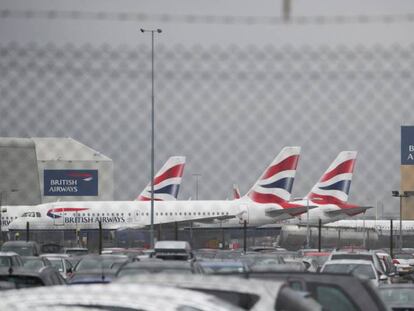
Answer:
[401, 126, 414, 165]
[44, 170, 98, 196]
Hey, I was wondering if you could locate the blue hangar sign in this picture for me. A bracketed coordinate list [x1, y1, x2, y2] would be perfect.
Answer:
[401, 126, 414, 165]
[44, 170, 98, 196]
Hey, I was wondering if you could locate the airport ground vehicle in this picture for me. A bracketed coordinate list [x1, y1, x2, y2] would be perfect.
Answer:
[0, 283, 244, 311]
[116, 260, 199, 277]
[1, 241, 41, 256]
[378, 284, 414, 310]
[0, 252, 24, 268]
[243, 271, 389, 311]
[117, 273, 322, 310]
[22, 256, 52, 271]
[321, 259, 387, 286]
[0, 266, 65, 288]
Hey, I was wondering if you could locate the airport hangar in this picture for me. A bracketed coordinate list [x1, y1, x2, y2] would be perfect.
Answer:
[0, 137, 113, 206]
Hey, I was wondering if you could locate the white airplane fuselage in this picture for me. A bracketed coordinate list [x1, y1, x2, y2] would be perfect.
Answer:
[7, 199, 296, 231]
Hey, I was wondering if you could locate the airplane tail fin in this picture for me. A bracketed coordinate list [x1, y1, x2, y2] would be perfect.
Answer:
[233, 184, 241, 199]
[306, 151, 357, 204]
[246, 146, 301, 204]
[136, 156, 186, 201]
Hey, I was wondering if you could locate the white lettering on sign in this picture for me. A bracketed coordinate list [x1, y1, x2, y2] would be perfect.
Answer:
[409, 145, 414, 152]
[408, 154, 414, 161]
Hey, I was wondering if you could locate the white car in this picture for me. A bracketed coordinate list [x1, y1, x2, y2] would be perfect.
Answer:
[392, 252, 414, 275]
[321, 259, 388, 286]
[117, 273, 322, 310]
[0, 283, 243, 311]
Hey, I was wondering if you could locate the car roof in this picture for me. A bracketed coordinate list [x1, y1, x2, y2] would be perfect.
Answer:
[117, 273, 285, 297]
[0, 283, 244, 311]
[0, 251, 20, 256]
[2, 241, 38, 246]
[123, 260, 191, 267]
[324, 259, 375, 265]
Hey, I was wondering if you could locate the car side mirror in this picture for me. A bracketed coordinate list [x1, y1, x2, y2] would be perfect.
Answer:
[67, 268, 73, 274]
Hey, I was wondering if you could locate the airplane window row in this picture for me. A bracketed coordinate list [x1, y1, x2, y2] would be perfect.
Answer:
[21, 212, 41, 218]
[1, 216, 19, 220]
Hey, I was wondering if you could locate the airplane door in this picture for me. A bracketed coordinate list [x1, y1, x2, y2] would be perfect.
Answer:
[238, 204, 249, 224]
[53, 205, 64, 226]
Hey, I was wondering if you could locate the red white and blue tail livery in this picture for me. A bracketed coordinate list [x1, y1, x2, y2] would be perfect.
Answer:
[137, 156, 185, 201]
[247, 146, 300, 204]
[306, 151, 357, 204]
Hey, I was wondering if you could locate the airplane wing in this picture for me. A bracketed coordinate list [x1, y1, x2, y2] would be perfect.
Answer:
[265, 205, 318, 217]
[324, 206, 373, 217]
[117, 214, 237, 230]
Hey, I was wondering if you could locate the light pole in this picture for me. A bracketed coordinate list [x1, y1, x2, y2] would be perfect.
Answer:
[141, 28, 162, 248]
[391, 190, 414, 251]
[294, 197, 322, 248]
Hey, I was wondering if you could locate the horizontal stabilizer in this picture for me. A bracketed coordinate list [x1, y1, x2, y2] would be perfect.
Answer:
[324, 206, 373, 217]
[265, 205, 318, 217]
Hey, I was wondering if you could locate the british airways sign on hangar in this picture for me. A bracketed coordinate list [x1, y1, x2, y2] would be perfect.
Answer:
[402, 126, 414, 165]
[44, 170, 98, 196]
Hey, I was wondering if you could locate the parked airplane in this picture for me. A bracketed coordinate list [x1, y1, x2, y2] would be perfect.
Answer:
[265, 151, 373, 227]
[325, 219, 414, 234]
[8, 147, 313, 232]
[0, 157, 186, 232]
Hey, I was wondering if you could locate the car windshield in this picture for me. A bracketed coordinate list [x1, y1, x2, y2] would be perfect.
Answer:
[76, 257, 126, 271]
[379, 287, 414, 306]
[0, 275, 44, 288]
[200, 263, 245, 274]
[0, 257, 12, 267]
[23, 258, 45, 270]
[49, 259, 64, 272]
[65, 249, 88, 256]
[331, 254, 373, 262]
[323, 263, 376, 279]
[304, 255, 330, 266]
[117, 267, 192, 277]
[1, 245, 33, 256]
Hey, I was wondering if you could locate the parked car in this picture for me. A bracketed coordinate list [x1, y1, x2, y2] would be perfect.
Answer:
[0, 266, 66, 288]
[244, 271, 389, 311]
[0, 283, 244, 311]
[1, 241, 41, 256]
[378, 284, 414, 310]
[40, 255, 74, 279]
[117, 273, 322, 311]
[153, 241, 194, 260]
[392, 252, 414, 275]
[321, 259, 387, 286]
[0, 251, 24, 268]
[328, 250, 386, 275]
[22, 256, 52, 271]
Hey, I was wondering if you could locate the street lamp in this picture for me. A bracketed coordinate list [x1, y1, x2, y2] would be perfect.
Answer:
[392, 190, 414, 251]
[294, 197, 322, 249]
[141, 28, 162, 248]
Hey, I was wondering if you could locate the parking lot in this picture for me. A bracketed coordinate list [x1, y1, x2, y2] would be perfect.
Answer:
[1, 240, 414, 310]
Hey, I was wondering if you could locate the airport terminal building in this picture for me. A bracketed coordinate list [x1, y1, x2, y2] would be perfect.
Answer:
[0, 137, 113, 206]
